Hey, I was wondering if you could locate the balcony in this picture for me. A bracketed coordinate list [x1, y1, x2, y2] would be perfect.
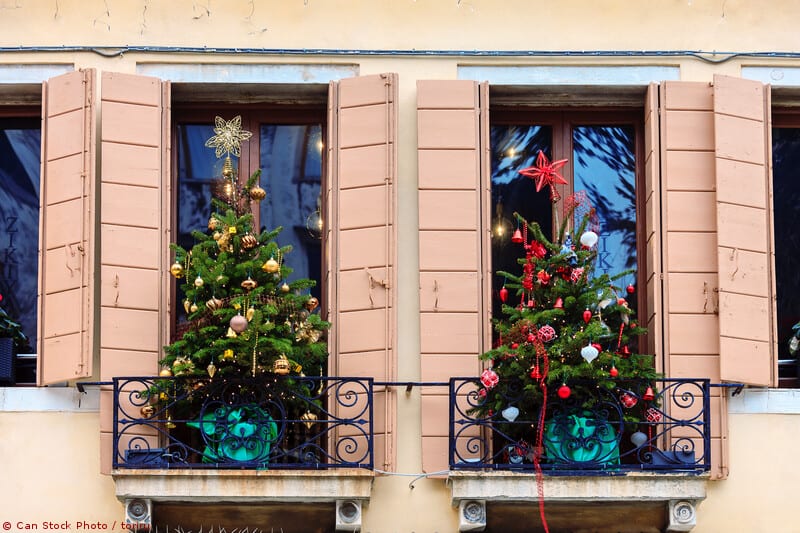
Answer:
[111, 375, 374, 530]
[448, 378, 712, 532]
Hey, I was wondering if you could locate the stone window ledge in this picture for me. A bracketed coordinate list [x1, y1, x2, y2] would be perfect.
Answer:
[113, 468, 374, 503]
[449, 471, 708, 532]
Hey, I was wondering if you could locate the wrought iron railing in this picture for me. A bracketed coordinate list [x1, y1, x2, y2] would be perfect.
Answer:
[113, 375, 373, 469]
[449, 377, 710, 473]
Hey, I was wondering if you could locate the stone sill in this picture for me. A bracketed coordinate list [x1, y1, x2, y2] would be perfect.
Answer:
[112, 468, 374, 503]
[449, 470, 708, 503]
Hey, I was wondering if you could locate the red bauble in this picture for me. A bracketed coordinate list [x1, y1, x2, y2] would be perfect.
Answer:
[620, 393, 637, 408]
[557, 384, 571, 399]
[626, 284, 635, 294]
[511, 228, 524, 243]
[642, 386, 655, 401]
[530, 365, 542, 379]
[526, 333, 536, 343]
[582, 309, 592, 323]
[609, 366, 619, 378]
[592, 342, 602, 352]
[499, 286, 508, 303]
[617, 297, 627, 305]
[511, 342, 519, 349]
[538, 325, 557, 342]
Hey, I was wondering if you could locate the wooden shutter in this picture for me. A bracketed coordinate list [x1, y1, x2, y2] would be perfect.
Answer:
[660, 80, 729, 479]
[328, 73, 397, 470]
[38, 69, 96, 385]
[714, 75, 774, 387]
[644, 83, 664, 371]
[417, 80, 488, 473]
[99, 72, 169, 473]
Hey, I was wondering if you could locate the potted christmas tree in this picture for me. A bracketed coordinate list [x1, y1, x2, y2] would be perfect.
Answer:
[151, 116, 329, 465]
[473, 152, 659, 468]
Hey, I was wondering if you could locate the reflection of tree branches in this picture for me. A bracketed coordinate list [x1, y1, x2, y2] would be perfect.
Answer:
[490, 126, 550, 184]
[573, 126, 635, 176]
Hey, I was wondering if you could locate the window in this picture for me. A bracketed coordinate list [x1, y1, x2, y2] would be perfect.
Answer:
[0, 113, 40, 384]
[489, 110, 644, 322]
[172, 108, 326, 329]
[771, 114, 800, 387]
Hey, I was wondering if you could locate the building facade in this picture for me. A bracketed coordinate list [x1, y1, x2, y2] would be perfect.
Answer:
[0, 1, 798, 531]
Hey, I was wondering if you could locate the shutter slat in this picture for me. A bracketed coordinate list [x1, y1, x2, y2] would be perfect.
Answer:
[38, 69, 96, 385]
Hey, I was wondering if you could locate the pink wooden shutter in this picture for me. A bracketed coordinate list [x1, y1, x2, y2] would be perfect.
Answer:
[644, 83, 664, 367]
[99, 72, 169, 473]
[328, 73, 397, 470]
[417, 80, 487, 473]
[713, 75, 775, 387]
[38, 69, 96, 385]
[660, 81, 729, 479]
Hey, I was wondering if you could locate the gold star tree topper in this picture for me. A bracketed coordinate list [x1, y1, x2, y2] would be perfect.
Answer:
[204, 115, 253, 158]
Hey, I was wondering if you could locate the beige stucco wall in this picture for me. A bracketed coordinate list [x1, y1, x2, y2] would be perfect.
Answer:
[2, 1, 800, 531]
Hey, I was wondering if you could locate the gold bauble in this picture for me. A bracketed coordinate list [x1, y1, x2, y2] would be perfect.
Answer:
[208, 216, 219, 231]
[222, 349, 235, 361]
[262, 256, 280, 274]
[213, 231, 222, 241]
[300, 411, 318, 430]
[273, 355, 291, 376]
[250, 185, 267, 201]
[190, 302, 199, 313]
[206, 297, 223, 311]
[194, 275, 204, 288]
[241, 277, 258, 291]
[159, 392, 169, 402]
[159, 368, 173, 377]
[226, 327, 238, 338]
[169, 261, 184, 278]
[241, 234, 258, 250]
[183, 299, 191, 314]
[305, 296, 320, 312]
[207, 363, 217, 378]
[246, 307, 255, 322]
[140, 405, 155, 418]
[280, 282, 290, 293]
[218, 233, 231, 250]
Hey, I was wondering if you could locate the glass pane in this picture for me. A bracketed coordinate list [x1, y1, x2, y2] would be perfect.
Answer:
[573, 126, 636, 291]
[0, 119, 40, 353]
[772, 127, 800, 373]
[490, 125, 553, 318]
[259, 124, 323, 299]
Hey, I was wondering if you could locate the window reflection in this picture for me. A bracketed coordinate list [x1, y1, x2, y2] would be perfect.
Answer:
[772, 127, 800, 376]
[0, 119, 40, 354]
[573, 126, 637, 290]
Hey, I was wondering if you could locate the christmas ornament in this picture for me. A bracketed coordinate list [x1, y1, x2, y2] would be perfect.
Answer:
[263, 256, 280, 274]
[511, 228, 524, 243]
[208, 216, 219, 230]
[626, 284, 635, 294]
[246, 307, 255, 321]
[518, 150, 568, 202]
[527, 299, 535, 308]
[480, 368, 499, 389]
[207, 362, 217, 378]
[580, 345, 599, 364]
[183, 299, 191, 314]
[226, 327, 238, 338]
[642, 386, 655, 401]
[529, 240, 546, 259]
[537, 270, 551, 284]
[281, 282, 290, 293]
[159, 368, 173, 377]
[592, 342, 602, 352]
[249, 185, 267, 201]
[645, 407, 662, 423]
[570, 267, 585, 282]
[159, 392, 169, 402]
[169, 261, 184, 278]
[557, 384, 571, 399]
[140, 405, 155, 418]
[527, 332, 537, 343]
[230, 314, 248, 333]
[204, 115, 253, 159]
[499, 286, 508, 303]
[630, 431, 648, 447]
[553, 297, 563, 309]
[241, 277, 257, 291]
[212, 231, 222, 241]
[301, 411, 319, 429]
[530, 365, 541, 379]
[609, 366, 618, 378]
[620, 393, 637, 408]
[206, 297, 223, 311]
[579, 230, 599, 248]
[273, 355, 291, 375]
[791, 336, 800, 354]
[194, 275, 204, 288]
[538, 325, 557, 342]
[190, 302, 198, 313]
[241, 234, 257, 250]
[305, 296, 320, 312]
[511, 342, 519, 349]
[560, 235, 578, 266]
[228, 225, 237, 235]
[583, 309, 592, 323]
[501, 406, 520, 422]
[222, 349, 234, 361]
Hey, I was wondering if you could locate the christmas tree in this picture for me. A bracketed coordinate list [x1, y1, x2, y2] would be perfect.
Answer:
[160, 116, 329, 383]
[475, 152, 658, 433]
